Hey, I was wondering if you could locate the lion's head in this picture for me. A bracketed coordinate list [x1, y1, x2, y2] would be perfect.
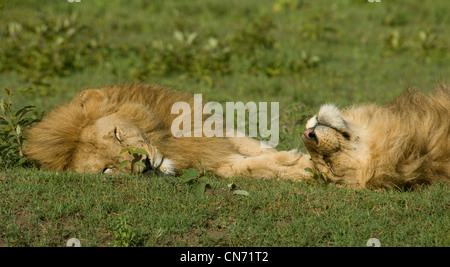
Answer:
[25, 91, 175, 175]
[70, 112, 174, 175]
[302, 104, 367, 186]
[302, 85, 450, 188]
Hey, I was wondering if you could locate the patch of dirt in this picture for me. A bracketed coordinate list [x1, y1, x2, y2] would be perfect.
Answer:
[163, 218, 231, 246]
[206, 228, 228, 240]
[204, 188, 232, 198]
[204, 218, 230, 244]
[15, 211, 33, 229]
[166, 229, 201, 246]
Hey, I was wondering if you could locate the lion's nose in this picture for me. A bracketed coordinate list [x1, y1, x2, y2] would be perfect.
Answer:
[303, 128, 316, 140]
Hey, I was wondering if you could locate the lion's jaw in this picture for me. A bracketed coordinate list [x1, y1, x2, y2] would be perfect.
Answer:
[302, 104, 366, 186]
[69, 114, 175, 175]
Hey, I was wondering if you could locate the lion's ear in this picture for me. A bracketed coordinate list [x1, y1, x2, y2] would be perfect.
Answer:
[71, 89, 102, 108]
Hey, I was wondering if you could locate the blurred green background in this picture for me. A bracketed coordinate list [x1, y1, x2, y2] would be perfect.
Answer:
[1, 0, 448, 108]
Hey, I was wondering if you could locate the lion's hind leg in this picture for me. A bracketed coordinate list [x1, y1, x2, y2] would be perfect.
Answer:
[228, 135, 279, 156]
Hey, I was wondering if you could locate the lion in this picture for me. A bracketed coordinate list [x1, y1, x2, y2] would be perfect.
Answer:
[25, 84, 312, 180]
[302, 83, 450, 189]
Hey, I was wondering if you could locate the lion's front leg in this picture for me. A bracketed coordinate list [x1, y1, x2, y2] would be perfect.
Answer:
[216, 150, 314, 180]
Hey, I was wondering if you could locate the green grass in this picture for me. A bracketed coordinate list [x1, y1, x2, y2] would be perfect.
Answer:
[1, 168, 448, 247]
[0, 0, 449, 246]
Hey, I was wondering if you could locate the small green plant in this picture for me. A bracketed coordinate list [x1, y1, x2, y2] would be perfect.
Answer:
[118, 146, 150, 173]
[305, 167, 330, 184]
[180, 168, 212, 198]
[181, 168, 250, 198]
[112, 215, 138, 247]
[385, 29, 404, 53]
[0, 88, 39, 168]
[305, 167, 320, 180]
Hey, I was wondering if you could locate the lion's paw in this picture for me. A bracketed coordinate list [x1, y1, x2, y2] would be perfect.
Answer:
[146, 147, 176, 175]
[274, 149, 303, 166]
[158, 158, 176, 175]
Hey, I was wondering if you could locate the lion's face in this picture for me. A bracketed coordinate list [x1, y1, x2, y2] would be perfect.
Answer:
[302, 104, 362, 185]
[69, 113, 174, 175]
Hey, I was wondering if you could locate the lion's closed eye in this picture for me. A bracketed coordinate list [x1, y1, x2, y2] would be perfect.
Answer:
[102, 167, 113, 174]
[341, 131, 350, 140]
[114, 127, 123, 143]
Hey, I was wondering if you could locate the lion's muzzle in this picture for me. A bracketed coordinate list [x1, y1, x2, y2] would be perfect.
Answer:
[303, 128, 318, 144]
